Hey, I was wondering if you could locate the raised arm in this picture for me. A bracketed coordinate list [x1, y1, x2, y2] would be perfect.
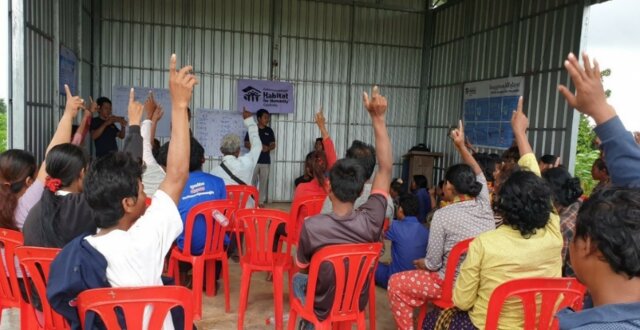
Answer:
[122, 91, 144, 160]
[510, 96, 540, 176]
[315, 108, 337, 169]
[450, 120, 482, 175]
[71, 97, 96, 145]
[37, 85, 84, 182]
[558, 52, 640, 188]
[243, 107, 262, 163]
[364, 86, 392, 194]
[142, 104, 163, 167]
[158, 54, 198, 204]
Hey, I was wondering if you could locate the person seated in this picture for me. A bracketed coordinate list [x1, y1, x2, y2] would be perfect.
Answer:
[171, 137, 226, 255]
[23, 144, 96, 248]
[553, 52, 640, 328]
[411, 175, 431, 223]
[293, 86, 392, 329]
[375, 193, 429, 289]
[422, 97, 562, 330]
[320, 139, 394, 220]
[542, 167, 583, 277]
[210, 107, 262, 189]
[539, 154, 559, 173]
[295, 135, 332, 188]
[47, 54, 195, 329]
[387, 120, 494, 330]
[389, 178, 404, 218]
[591, 158, 609, 194]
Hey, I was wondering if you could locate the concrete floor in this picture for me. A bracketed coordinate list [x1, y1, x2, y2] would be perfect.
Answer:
[0, 203, 400, 330]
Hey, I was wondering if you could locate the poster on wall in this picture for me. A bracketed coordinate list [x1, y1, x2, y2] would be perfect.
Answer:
[463, 77, 524, 149]
[237, 79, 295, 114]
[193, 109, 247, 158]
[59, 46, 78, 95]
[111, 86, 173, 137]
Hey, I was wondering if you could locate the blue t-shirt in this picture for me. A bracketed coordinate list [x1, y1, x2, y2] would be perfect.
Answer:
[557, 302, 640, 329]
[385, 216, 429, 275]
[415, 188, 432, 223]
[177, 171, 227, 254]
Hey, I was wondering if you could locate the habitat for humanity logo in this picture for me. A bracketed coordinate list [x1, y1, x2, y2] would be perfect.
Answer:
[243, 86, 261, 102]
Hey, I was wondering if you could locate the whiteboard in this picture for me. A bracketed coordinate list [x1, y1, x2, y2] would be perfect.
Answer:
[193, 109, 248, 158]
[111, 86, 173, 137]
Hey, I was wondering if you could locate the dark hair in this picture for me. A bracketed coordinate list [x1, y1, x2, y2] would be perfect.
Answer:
[390, 179, 403, 194]
[315, 138, 323, 143]
[189, 137, 205, 172]
[474, 153, 497, 182]
[593, 158, 608, 174]
[398, 193, 419, 217]
[39, 144, 88, 247]
[413, 175, 428, 189]
[494, 163, 521, 194]
[501, 145, 520, 164]
[542, 167, 583, 207]
[346, 140, 376, 179]
[84, 152, 143, 228]
[157, 142, 169, 167]
[540, 154, 558, 165]
[438, 180, 445, 189]
[256, 109, 269, 119]
[329, 158, 366, 203]
[575, 188, 640, 278]
[443, 164, 482, 197]
[493, 171, 552, 238]
[96, 97, 111, 106]
[304, 150, 327, 188]
[0, 150, 37, 230]
[152, 138, 161, 161]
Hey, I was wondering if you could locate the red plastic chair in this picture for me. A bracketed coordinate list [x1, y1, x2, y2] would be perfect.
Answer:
[0, 229, 23, 312]
[225, 185, 260, 256]
[484, 277, 587, 330]
[235, 208, 292, 330]
[14, 246, 68, 330]
[415, 238, 474, 328]
[76, 286, 194, 330]
[278, 194, 326, 255]
[288, 243, 383, 330]
[167, 199, 236, 319]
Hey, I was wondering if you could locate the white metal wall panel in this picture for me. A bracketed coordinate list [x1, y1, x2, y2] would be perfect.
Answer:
[422, 0, 585, 183]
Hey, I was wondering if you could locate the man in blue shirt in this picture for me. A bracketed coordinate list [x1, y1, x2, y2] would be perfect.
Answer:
[375, 194, 429, 288]
[173, 137, 227, 255]
[555, 52, 640, 329]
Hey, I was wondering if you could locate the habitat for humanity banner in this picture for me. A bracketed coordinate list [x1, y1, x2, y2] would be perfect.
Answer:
[237, 79, 295, 114]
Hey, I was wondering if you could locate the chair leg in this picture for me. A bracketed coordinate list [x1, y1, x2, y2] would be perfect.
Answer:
[369, 282, 376, 330]
[222, 257, 230, 313]
[416, 303, 428, 329]
[192, 260, 205, 320]
[357, 312, 367, 330]
[273, 267, 285, 330]
[167, 255, 179, 284]
[287, 307, 298, 330]
[237, 266, 252, 330]
[205, 260, 215, 297]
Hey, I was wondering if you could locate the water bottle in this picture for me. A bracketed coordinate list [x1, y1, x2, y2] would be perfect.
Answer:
[212, 210, 229, 227]
[265, 314, 290, 325]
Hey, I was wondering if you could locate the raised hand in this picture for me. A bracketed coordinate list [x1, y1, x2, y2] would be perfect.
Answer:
[511, 96, 528, 135]
[86, 96, 98, 113]
[144, 91, 158, 119]
[152, 106, 164, 122]
[64, 84, 85, 117]
[242, 106, 252, 120]
[169, 54, 198, 109]
[315, 107, 326, 128]
[363, 85, 388, 118]
[558, 52, 615, 125]
[128, 88, 144, 126]
[449, 120, 465, 147]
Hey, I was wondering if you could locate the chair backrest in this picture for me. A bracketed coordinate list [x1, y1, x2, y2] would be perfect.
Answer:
[0, 229, 24, 308]
[304, 243, 383, 322]
[181, 199, 237, 257]
[438, 238, 474, 305]
[15, 246, 68, 329]
[225, 185, 259, 210]
[287, 194, 326, 247]
[76, 286, 194, 330]
[235, 208, 289, 266]
[485, 277, 587, 330]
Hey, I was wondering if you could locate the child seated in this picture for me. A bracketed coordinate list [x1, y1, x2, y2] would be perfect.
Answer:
[375, 193, 429, 289]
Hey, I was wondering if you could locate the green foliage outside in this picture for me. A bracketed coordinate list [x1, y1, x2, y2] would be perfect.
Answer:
[573, 69, 611, 196]
[0, 99, 6, 153]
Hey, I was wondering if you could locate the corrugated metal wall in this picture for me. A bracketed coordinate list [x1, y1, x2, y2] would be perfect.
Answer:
[99, 0, 425, 202]
[422, 0, 585, 182]
[10, 0, 94, 160]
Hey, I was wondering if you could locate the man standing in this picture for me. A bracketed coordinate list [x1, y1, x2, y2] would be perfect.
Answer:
[90, 97, 126, 158]
[245, 109, 275, 207]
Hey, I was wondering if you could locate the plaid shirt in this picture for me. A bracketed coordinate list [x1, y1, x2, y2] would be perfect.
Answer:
[559, 201, 582, 276]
